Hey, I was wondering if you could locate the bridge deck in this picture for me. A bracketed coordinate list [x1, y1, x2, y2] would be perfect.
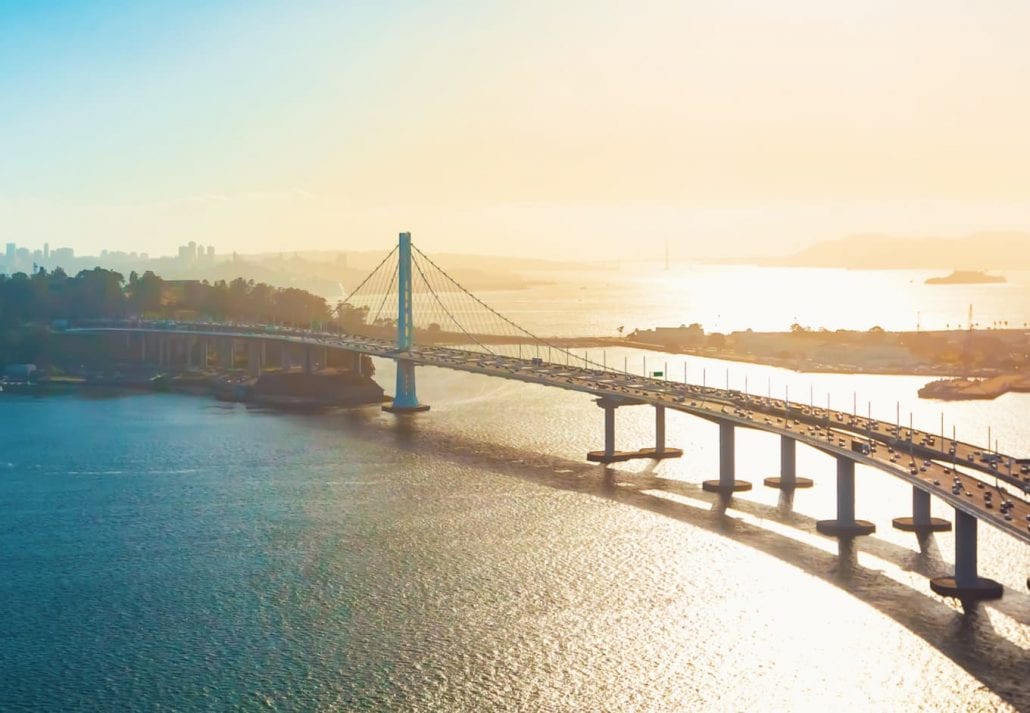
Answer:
[71, 324, 1030, 546]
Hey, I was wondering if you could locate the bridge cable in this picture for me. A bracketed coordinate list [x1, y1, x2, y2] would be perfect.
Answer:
[412, 244, 607, 369]
[411, 251, 496, 355]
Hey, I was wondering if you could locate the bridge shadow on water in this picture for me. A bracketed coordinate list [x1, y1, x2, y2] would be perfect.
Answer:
[316, 409, 1029, 709]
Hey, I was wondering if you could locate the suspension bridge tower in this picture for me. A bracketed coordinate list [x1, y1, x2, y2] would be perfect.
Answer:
[383, 231, 430, 413]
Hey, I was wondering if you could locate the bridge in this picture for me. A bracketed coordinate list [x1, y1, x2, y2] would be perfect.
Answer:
[71, 232, 1030, 603]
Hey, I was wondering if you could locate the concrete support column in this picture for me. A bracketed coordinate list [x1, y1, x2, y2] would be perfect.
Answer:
[587, 398, 681, 463]
[158, 336, 166, 366]
[587, 400, 619, 462]
[816, 457, 874, 537]
[930, 509, 1002, 601]
[248, 342, 262, 377]
[720, 422, 734, 485]
[703, 421, 751, 493]
[304, 346, 313, 375]
[141, 335, 147, 363]
[893, 486, 951, 533]
[322, 347, 329, 370]
[186, 337, 194, 369]
[765, 435, 814, 489]
[955, 510, 978, 586]
[837, 458, 856, 525]
[281, 343, 291, 371]
[383, 359, 429, 413]
[217, 338, 229, 368]
[605, 403, 617, 457]
[201, 340, 209, 370]
[654, 406, 665, 455]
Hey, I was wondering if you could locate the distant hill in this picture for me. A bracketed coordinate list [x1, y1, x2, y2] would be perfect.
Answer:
[757, 232, 1030, 270]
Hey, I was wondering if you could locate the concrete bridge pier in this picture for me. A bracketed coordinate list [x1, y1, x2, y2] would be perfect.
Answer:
[218, 338, 234, 369]
[303, 345, 313, 375]
[140, 334, 147, 363]
[892, 486, 951, 533]
[279, 342, 291, 371]
[764, 435, 814, 489]
[157, 336, 167, 367]
[586, 400, 681, 463]
[200, 340, 209, 370]
[702, 421, 751, 493]
[654, 405, 665, 456]
[383, 359, 430, 413]
[185, 337, 194, 370]
[603, 399, 616, 459]
[930, 509, 1003, 601]
[247, 342, 263, 377]
[816, 457, 875, 537]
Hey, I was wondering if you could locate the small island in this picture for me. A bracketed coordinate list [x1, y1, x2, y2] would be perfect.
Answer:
[925, 270, 1006, 285]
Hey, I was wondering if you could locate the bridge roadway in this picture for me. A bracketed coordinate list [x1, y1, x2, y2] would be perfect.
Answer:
[76, 323, 1030, 547]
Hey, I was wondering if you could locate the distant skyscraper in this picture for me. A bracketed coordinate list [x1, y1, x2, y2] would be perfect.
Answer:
[206, 245, 215, 258]
[43, 242, 50, 260]
[188, 241, 197, 261]
[5, 242, 14, 260]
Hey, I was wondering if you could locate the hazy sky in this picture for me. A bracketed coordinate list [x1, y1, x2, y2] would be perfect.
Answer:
[2, 1, 1030, 260]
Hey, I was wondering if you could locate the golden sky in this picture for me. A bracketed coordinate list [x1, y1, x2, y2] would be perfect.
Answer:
[2, 1, 1029, 259]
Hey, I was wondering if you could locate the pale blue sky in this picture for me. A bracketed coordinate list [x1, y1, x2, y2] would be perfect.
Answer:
[2, 1, 1030, 259]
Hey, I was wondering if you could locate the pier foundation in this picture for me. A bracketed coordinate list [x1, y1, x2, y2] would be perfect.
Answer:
[930, 510, 1002, 601]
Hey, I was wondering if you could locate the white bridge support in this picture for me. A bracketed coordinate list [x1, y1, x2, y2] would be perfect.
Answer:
[893, 485, 951, 533]
[816, 457, 875, 537]
[930, 509, 1003, 601]
[764, 435, 814, 489]
[702, 421, 751, 493]
[587, 398, 681, 463]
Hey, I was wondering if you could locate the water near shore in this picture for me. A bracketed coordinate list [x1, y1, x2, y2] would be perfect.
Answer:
[3, 265, 1029, 711]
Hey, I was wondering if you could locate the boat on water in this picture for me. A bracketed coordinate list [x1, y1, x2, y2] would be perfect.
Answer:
[925, 270, 1006, 285]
